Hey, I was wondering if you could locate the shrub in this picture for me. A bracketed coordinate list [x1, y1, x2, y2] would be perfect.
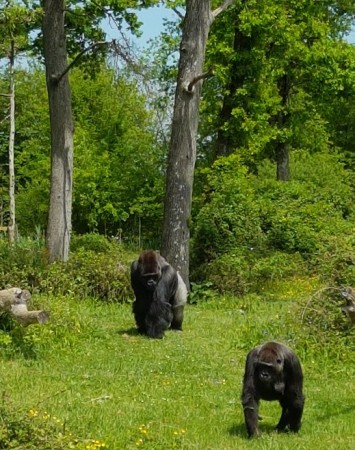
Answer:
[71, 233, 111, 253]
[311, 232, 355, 285]
[300, 286, 354, 341]
[191, 151, 354, 290]
[191, 155, 265, 265]
[192, 250, 307, 296]
[0, 236, 132, 302]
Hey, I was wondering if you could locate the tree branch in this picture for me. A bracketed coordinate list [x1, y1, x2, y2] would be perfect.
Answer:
[212, 0, 235, 21]
[184, 68, 215, 94]
[172, 7, 184, 20]
[52, 41, 108, 84]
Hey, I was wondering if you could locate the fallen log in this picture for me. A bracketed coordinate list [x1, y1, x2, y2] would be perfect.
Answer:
[0, 287, 49, 326]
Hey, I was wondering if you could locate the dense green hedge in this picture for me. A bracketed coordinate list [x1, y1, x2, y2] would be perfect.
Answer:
[191, 152, 355, 294]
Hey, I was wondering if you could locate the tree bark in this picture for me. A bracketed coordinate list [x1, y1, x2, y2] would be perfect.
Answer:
[8, 39, 16, 243]
[161, 0, 235, 288]
[43, 0, 74, 263]
[275, 74, 291, 181]
[0, 288, 49, 326]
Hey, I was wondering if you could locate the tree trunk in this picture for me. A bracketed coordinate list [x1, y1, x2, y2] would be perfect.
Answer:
[161, 0, 235, 287]
[161, 0, 212, 288]
[275, 74, 291, 181]
[43, 0, 74, 263]
[8, 39, 16, 243]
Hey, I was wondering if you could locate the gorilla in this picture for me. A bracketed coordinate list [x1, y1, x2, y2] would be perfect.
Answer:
[241, 341, 305, 438]
[130, 250, 187, 339]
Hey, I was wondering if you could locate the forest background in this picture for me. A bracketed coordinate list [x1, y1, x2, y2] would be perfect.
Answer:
[0, 1, 354, 449]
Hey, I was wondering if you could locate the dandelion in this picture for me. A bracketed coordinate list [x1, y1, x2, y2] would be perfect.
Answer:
[139, 424, 149, 434]
[28, 409, 38, 417]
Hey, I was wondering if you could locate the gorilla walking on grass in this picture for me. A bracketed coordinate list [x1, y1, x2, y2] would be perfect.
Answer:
[130, 250, 187, 339]
[241, 341, 305, 438]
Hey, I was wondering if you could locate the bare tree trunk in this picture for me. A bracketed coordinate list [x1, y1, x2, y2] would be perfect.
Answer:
[276, 74, 291, 181]
[8, 39, 16, 243]
[43, 0, 74, 263]
[161, 0, 235, 287]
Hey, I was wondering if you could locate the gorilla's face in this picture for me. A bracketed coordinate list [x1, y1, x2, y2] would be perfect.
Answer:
[141, 272, 160, 291]
[138, 251, 162, 291]
[256, 361, 285, 394]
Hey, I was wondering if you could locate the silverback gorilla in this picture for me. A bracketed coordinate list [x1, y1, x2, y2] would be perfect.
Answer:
[130, 250, 187, 339]
[241, 341, 305, 438]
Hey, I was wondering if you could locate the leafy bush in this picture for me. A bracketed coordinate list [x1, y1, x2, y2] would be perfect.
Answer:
[192, 250, 307, 296]
[299, 286, 354, 345]
[191, 151, 355, 291]
[38, 250, 131, 301]
[71, 233, 111, 253]
[311, 232, 355, 285]
[191, 155, 265, 265]
[0, 237, 132, 302]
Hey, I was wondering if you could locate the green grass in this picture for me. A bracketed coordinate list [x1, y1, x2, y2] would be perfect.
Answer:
[0, 276, 354, 449]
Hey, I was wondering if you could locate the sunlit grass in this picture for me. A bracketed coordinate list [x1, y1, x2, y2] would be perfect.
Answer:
[0, 277, 354, 449]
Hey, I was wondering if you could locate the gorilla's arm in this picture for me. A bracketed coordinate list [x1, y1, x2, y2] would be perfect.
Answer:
[153, 264, 178, 303]
[130, 260, 153, 334]
[145, 265, 178, 338]
[281, 352, 304, 432]
[241, 349, 260, 437]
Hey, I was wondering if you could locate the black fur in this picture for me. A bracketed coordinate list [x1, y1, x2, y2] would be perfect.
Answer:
[241, 341, 305, 438]
[130, 250, 187, 339]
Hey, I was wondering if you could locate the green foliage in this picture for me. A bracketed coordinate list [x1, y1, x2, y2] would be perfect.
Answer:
[191, 155, 265, 263]
[199, 0, 355, 168]
[193, 251, 306, 297]
[71, 233, 111, 253]
[188, 281, 215, 305]
[3, 65, 165, 242]
[38, 249, 131, 301]
[191, 151, 355, 293]
[311, 233, 355, 286]
[70, 67, 164, 238]
[0, 236, 132, 302]
[300, 286, 354, 339]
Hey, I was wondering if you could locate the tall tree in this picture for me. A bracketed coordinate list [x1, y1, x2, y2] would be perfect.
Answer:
[42, 0, 74, 262]
[7, 38, 15, 242]
[161, 0, 235, 287]
[40, 0, 160, 262]
[0, 0, 36, 241]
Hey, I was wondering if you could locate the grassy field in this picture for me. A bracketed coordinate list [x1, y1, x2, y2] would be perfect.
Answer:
[0, 277, 354, 449]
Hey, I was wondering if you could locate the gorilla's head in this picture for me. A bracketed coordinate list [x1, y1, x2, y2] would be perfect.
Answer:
[255, 344, 286, 395]
[138, 250, 162, 291]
